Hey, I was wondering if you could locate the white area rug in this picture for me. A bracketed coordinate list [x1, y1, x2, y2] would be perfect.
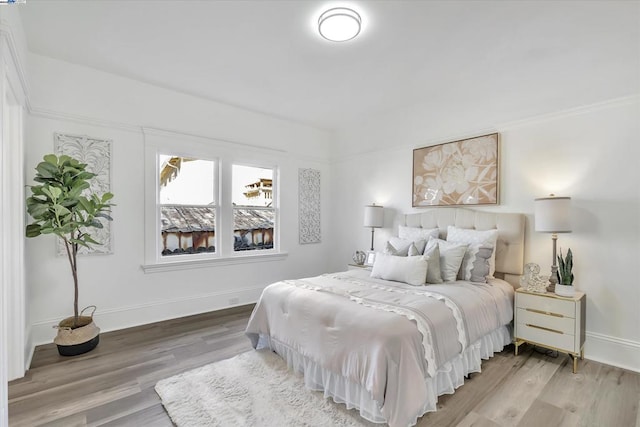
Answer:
[155, 349, 377, 427]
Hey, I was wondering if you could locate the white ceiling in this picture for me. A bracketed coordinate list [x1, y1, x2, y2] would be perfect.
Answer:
[19, 1, 640, 131]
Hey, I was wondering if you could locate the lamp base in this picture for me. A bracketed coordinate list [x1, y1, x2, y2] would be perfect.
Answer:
[546, 283, 556, 293]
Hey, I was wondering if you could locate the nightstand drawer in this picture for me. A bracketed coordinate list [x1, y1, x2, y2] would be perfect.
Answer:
[516, 292, 575, 318]
[516, 308, 575, 334]
[516, 322, 575, 353]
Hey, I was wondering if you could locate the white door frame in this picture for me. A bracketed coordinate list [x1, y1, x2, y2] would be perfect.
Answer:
[3, 88, 25, 381]
[0, 25, 27, 427]
[0, 74, 7, 427]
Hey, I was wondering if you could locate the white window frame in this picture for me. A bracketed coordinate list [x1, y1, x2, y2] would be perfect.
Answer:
[142, 129, 286, 272]
[230, 162, 277, 253]
[158, 153, 219, 260]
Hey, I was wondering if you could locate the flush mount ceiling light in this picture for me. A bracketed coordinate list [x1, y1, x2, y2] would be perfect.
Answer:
[318, 7, 361, 42]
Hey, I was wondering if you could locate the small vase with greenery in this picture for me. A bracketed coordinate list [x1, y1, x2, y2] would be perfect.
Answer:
[555, 248, 575, 296]
[26, 154, 114, 355]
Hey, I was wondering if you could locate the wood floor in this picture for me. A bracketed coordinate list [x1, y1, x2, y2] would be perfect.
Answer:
[8, 305, 640, 427]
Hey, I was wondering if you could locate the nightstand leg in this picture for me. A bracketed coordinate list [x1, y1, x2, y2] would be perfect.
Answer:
[572, 354, 578, 374]
[580, 348, 584, 360]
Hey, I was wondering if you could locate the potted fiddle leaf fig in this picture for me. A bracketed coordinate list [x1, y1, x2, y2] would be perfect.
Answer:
[555, 248, 575, 297]
[26, 154, 114, 356]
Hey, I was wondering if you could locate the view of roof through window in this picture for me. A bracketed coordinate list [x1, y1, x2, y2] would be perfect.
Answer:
[159, 156, 275, 256]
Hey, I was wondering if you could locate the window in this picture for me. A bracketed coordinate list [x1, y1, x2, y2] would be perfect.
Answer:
[143, 131, 283, 270]
[159, 156, 217, 257]
[232, 165, 275, 252]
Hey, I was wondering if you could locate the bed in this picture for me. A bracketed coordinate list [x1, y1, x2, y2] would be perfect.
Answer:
[245, 208, 525, 427]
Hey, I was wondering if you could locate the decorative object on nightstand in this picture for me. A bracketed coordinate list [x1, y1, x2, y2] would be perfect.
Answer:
[514, 288, 586, 373]
[352, 250, 366, 265]
[364, 251, 376, 266]
[364, 204, 384, 251]
[534, 195, 571, 293]
[519, 263, 549, 293]
[555, 248, 575, 297]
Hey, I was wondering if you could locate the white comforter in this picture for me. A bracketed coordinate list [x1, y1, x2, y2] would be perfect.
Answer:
[245, 270, 514, 427]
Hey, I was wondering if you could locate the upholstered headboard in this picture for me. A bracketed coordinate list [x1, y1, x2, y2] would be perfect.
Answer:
[403, 208, 525, 287]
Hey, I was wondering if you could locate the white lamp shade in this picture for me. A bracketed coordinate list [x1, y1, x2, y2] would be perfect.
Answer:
[534, 196, 571, 233]
[364, 205, 384, 228]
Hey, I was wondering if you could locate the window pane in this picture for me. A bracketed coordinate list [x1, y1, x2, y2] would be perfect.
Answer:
[159, 155, 216, 256]
[233, 208, 274, 252]
[232, 164, 275, 252]
[232, 164, 273, 207]
[160, 156, 215, 205]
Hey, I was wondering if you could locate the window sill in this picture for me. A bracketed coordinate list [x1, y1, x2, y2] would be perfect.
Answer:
[141, 251, 289, 273]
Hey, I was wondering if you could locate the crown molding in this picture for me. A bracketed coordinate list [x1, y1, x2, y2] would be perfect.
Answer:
[29, 106, 143, 133]
[142, 126, 288, 155]
[330, 94, 639, 163]
[0, 21, 30, 108]
[496, 94, 640, 131]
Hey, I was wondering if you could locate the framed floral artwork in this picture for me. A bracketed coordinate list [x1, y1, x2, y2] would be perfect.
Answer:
[412, 133, 499, 207]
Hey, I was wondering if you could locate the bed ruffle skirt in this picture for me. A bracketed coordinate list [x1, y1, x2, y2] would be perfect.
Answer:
[256, 324, 512, 426]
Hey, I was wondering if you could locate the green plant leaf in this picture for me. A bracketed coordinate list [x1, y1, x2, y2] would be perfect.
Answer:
[95, 212, 113, 221]
[40, 186, 54, 200]
[36, 161, 59, 179]
[76, 196, 92, 213]
[49, 186, 63, 199]
[53, 204, 71, 217]
[82, 235, 100, 245]
[25, 223, 42, 238]
[27, 203, 49, 219]
[43, 154, 58, 165]
[89, 220, 103, 229]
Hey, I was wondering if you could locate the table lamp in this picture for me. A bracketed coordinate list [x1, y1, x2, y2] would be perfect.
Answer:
[534, 195, 571, 292]
[363, 204, 384, 251]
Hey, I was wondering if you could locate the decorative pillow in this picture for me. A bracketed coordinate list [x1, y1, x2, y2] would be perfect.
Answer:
[446, 226, 499, 276]
[407, 243, 421, 257]
[423, 242, 443, 284]
[468, 246, 494, 282]
[384, 241, 403, 256]
[398, 226, 439, 244]
[384, 237, 427, 257]
[426, 237, 468, 282]
[370, 253, 429, 286]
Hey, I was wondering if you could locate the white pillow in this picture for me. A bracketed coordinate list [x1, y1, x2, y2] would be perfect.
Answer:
[370, 253, 429, 286]
[427, 237, 468, 282]
[423, 242, 443, 284]
[385, 237, 427, 256]
[398, 226, 439, 243]
[446, 226, 499, 276]
[407, 243, 421, 257]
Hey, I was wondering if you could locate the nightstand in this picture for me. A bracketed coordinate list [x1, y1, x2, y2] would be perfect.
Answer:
[347, 263, 371, 271]
[514, 288, 586, 373]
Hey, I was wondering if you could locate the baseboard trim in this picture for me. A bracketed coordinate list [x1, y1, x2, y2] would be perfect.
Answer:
[585, 331, 640, 373]
[28, 295, 640, 375]
[24, 328, 34, 376]
[29, 285, 265, 348]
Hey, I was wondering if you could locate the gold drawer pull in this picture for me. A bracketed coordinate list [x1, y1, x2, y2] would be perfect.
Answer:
[526, 324, 564, 334]
[525, 308, 564, 318]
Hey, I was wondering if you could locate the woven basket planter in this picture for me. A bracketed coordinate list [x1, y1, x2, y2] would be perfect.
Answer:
[53, 306, 101, 356]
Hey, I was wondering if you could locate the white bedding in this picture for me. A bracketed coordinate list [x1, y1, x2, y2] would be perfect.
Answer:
[245, 269, 514, 427]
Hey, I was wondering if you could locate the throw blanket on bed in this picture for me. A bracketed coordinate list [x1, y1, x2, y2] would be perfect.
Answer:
[245, 270, 513, 427]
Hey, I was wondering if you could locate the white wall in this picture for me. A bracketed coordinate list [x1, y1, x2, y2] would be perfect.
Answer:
[328, 97, 640, 371]
[25, 54, 334, 347]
